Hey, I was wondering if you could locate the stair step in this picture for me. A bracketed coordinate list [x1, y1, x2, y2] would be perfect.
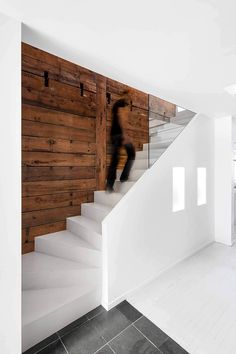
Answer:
[94, 191, 123, 207]
[114, 180, 136, 194]
[22, 252, 100, 290]
[150, 128, 183, 142]
[22, 285, 100, 352]
[117, 169, 146, 181]
[136, 149, 165, 159]
[132, 158, 149, 169]
[35, 230, 101, 267]
[67, 215, 102, 250]
[143, 140, 173, 150]
[81, 202, 111, 223]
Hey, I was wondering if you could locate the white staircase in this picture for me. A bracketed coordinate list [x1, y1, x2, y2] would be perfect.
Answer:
[22, 109, 195, 352]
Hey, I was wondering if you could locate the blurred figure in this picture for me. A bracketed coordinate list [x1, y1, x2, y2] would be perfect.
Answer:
[106, 90, 136, 192]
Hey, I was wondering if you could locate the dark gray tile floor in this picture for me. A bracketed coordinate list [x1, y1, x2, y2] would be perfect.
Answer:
[23, 301, 189, 354]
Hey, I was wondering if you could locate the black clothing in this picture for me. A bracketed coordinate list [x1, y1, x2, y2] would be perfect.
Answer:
[106, 98, 135, 190]
[106, 137, 136, 190]
[110, 98, 129, 137]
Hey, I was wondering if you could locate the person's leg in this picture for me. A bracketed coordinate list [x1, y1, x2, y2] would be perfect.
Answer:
[120, 143, 136, 182]
[106, 136, 121, 191]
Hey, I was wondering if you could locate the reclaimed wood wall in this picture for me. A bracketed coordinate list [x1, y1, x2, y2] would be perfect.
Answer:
[22, 43, 153, 253]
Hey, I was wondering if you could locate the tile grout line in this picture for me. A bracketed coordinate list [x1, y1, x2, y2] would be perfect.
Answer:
[29, 337, 60, 354]
[132, 323, 164, 353]
[107, 342, 117, 354]
[92, 316, 143, 354]
[59, 337, 70, 354]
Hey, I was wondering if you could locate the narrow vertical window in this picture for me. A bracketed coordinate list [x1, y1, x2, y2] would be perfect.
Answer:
[172, 167, 185, 212]
[197, 167, 206, 205]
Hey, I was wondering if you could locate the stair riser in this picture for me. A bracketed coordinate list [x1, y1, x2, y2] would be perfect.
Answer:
[67, 219, 102, 250]
[143, 142, 172, 150]
[94, 192, 122, 208]
[23, 269, 100, 290]
[35, 238, 101, 267]
[132, 159, 149, 169]
[81, 204, 110, 223]
[117, 169, 145, 181]
[22, 288, 101, 352]
[136, 151, 164, 159]
[114, 181, 135, 194]
[150, 131, 182, 142]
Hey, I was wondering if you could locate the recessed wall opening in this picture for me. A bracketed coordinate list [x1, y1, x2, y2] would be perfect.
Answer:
[172, 167, 185, 212]
[197, 167, 206, 206]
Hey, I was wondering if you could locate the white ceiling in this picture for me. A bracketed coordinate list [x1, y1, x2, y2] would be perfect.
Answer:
[1, 0, 236, 117]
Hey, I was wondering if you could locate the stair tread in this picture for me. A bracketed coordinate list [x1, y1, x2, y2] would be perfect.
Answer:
[67, 215, 101, 234]
[23, 284, 98, 326]
[23, 251, 96, 273]
[82, 202, 112, 212]
[36, 230, 97, 250]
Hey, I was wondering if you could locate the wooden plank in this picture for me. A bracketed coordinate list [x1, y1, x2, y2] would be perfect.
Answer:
[22, 191, 94, 212]
[106, 78, 148, 110]
[23, 220, 66, 243]
[22, 166, 95, 182]
[22, 242, 35, 254]
[96, 75, 107, 190]
[22, 43, 97, 92]
[23, 179, 96, 196]
[22, 43, 60, 68]
[22, 205, 81, 228]
[22, 151, 95, 167]
[22, 120, 95, 142]
[22, 136, 96, 154]
[22, 72, 96, 117]
[149, 95, 176, 117]
[22, 104, 95, 130]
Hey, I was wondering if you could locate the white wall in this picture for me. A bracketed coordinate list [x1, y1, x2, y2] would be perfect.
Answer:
[214, 116, 234, 246]
[0, 13, 21, 354]
[102, 114, 214, 309]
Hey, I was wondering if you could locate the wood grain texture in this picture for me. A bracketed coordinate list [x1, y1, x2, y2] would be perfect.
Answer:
[21, 43, 155, 253]
[96, 75, 107, 190]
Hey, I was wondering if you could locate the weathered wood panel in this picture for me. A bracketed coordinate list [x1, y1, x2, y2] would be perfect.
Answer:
[22, 191, 94, 212]
[149, 94, 176, 118]
[22, 104, 95, 130]
[22, 179, 96, 197]
[96, 75, 107, 190]
[22, 166, 95, 182]
[23, 205, 82, 228]
[21, 43, 166, 254]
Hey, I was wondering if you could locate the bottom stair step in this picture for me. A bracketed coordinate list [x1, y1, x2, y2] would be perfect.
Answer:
[22, 285, 101, 352]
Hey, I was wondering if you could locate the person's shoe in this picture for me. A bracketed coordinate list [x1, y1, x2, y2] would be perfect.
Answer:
[106, 185, 114, 193]
[120, 177, 128, 183]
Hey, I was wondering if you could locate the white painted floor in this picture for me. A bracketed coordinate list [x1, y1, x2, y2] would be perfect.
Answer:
[128, 242, 236, 354]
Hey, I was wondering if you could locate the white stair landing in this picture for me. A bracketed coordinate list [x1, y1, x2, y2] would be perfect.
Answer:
[22, 252, 101, 352]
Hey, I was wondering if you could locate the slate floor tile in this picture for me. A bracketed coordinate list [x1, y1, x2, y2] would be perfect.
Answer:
[159, 338, 189, 354]
[60, 320, 106, 354]
[134, 316, 168, 348]
[91, 307, 131, 342]
[57, 315, 88, 337]
[37, 340, 67, 354]
[109, 325, 161, 354]
[95, 345, 115, 354]
[116, 301, 142, 323]
[86, 305, 106, 320]
[23, 334, 59, 354]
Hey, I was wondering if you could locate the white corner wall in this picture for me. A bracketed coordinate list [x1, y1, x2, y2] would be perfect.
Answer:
[102, 114, 214, 309]
[0, 13, 21, 354]
[214, 116, 234, 246]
